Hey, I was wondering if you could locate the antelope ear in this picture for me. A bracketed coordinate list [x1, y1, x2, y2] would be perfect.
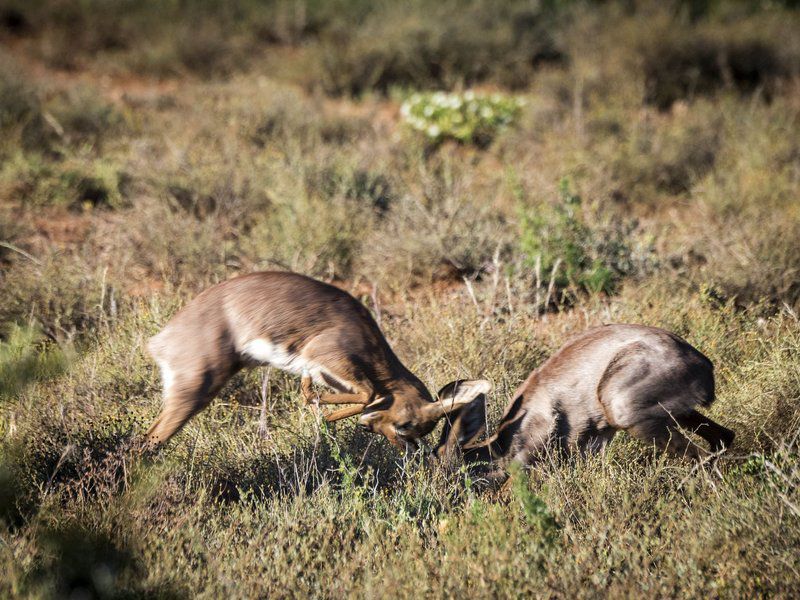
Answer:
[423, 379, 492, 421]
[434, 394, 487, 459]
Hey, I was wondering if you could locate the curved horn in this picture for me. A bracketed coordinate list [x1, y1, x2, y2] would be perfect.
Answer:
[325, 404, 366, 422]
[423, 379, 493, 421]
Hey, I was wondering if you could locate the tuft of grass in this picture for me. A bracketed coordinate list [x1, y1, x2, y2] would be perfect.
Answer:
[0, 325, 69, 401]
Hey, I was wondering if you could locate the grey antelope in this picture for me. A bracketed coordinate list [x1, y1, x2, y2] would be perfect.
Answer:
[434, 324, 735, 472]
[145, 271, 490, 450]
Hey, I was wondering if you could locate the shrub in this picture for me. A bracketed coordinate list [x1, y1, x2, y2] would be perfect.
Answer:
[609, 106, 720, 201]
[640, 21, 799, 109]
[700, 213, 800, 309]
[312, 0, 563, 96]
[0, 154, 129, 209]
[249, 91, 372, 151]
[518, 179, 655, 299]
[401, 91, 524, 146]
[358, 156, 512, 289]
[0, 205, 30, 266]
[303, 165, 395, 215]
[244, 192, 372, 278]
[0, 54, 37, 132]
[48, 87, 126, 150]
[174, 23, 238, 78]
[0, 252, 109, 342]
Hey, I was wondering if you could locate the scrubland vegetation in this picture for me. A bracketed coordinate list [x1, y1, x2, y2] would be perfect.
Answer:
[1, 0, 799, 597]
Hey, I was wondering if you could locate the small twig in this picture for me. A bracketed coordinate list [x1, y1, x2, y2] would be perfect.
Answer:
[356, 436, 377, 472]
[109, 287, 117, 320]
[543, 258, 562, 314]
[42, 111, 65, 138]
[505, 275, 514, 317]
[463, 276, 481, 316]
[371, 282, 382, 327]
[98, 266, 108, 321]
[258, 367, 271, 439]
[486, 245, 501, 317]
[0, 241, 42, 266]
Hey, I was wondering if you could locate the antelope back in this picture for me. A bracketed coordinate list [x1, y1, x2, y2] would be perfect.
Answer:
[515, 324, 715, 432]
[149, 272, 400, 385]
[434, 324, 719, 466]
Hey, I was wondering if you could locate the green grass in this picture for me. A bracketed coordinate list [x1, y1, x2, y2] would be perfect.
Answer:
[1, 0, 799, 597]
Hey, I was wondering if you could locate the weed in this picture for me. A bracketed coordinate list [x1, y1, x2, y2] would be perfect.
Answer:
[518, 179, 653, 301]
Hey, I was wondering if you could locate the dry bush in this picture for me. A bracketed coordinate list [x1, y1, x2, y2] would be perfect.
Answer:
[640, 17, 800, 109]
[0, 250, 110, 343]
[249, 98, 374, 152]
[241, 178, 375, 279]
[0, 52, 37, 133]
[607, 103, 721, 201]
[92, 198, 234, 295]
[357, 152, 513, 290]
[309, 0, 563, 96]
[698, 213, 800, 309]
[0, 62, 131, 210]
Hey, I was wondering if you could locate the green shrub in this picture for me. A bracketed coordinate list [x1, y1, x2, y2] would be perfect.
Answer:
[0, 153, 129, 209]
[401, 91, 524, 146]
[518, 179, 654, 299]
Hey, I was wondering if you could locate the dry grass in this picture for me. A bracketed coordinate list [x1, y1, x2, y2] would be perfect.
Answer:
[1, 1, 800, 597]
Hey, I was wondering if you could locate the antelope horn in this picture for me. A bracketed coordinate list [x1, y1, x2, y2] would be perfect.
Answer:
[316, 392, 370, 405]
[325, 404, 365, 422]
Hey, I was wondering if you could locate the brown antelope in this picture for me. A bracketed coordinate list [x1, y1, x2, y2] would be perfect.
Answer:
[145, 271, 490, 450]
[433, 324, 735, 472]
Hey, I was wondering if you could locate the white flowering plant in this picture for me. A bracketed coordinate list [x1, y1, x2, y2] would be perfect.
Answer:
[400, 90, 524, 146]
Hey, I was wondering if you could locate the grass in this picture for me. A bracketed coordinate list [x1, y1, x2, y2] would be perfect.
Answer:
[1, 0, 799, 597]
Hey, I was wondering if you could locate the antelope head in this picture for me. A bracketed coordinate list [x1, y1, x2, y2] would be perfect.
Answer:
[325, 379, 492, 452]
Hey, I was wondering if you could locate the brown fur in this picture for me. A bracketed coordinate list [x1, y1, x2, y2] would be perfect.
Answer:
[436, 324, 735, 468]
[145, 271, 487, 450]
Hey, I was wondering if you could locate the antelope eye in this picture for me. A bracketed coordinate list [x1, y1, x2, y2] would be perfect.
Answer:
[396, 421, 413, 433]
